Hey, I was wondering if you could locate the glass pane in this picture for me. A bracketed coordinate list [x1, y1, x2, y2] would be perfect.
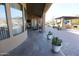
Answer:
[0, 4, 10, 40]
[10, 4, 24, 36]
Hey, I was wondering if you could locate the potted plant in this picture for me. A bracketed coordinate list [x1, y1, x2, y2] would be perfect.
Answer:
[52, 37, 62, 53]
[38, 26, 42, 32]
[47, 31, 53, 40]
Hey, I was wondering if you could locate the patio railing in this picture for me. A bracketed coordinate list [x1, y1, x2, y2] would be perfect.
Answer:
[0, 27, 10, 40]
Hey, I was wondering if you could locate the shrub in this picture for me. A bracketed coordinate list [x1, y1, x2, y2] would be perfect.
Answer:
[52, 37, 62, 46]
[48, 31, 52, 35]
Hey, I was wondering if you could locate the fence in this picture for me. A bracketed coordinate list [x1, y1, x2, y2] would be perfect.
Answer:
[0, 27, 10, 40]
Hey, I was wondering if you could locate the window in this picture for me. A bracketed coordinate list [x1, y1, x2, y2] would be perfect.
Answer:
[10, 4, 24, 36]
[0, 4, 10, 40]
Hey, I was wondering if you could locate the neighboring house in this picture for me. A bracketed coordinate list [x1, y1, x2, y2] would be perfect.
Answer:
[55, 16, 79, 29]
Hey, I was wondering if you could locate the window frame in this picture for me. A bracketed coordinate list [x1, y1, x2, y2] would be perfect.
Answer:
[10, 3, 24, 36]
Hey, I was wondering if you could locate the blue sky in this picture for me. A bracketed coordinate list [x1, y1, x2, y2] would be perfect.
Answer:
[46, 3, 79, 22]
[10, 8, 22, 18]
[0, 5, 6, 18]
[0, 5, 22, 19]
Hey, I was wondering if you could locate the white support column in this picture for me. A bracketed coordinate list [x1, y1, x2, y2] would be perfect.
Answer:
[24, 9, 28, 30]
[22, 5, 25, 31]
[42, 13, 45, 32]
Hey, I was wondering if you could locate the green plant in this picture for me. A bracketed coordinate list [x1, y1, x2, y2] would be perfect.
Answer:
[52, 37, 62, 46]
[48, 31, 52, 35]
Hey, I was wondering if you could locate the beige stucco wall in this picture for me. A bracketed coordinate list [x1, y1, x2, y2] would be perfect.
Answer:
[0, 3, 27, 54]
[43, 3, 52, 13]
[42, 4, 52, 30]
[0, 31, 27, 53]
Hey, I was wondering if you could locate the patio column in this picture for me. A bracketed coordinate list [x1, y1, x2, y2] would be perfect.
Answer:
[42, 13, 45, 32]
[37, 17, 40, 29]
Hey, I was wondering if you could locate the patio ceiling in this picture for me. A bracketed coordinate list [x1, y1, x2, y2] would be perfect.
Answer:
[27, 3, 45, 18]
[27, 3, 52, 19]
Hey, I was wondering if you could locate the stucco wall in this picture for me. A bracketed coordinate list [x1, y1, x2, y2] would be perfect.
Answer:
[0, 31, 27, 53]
